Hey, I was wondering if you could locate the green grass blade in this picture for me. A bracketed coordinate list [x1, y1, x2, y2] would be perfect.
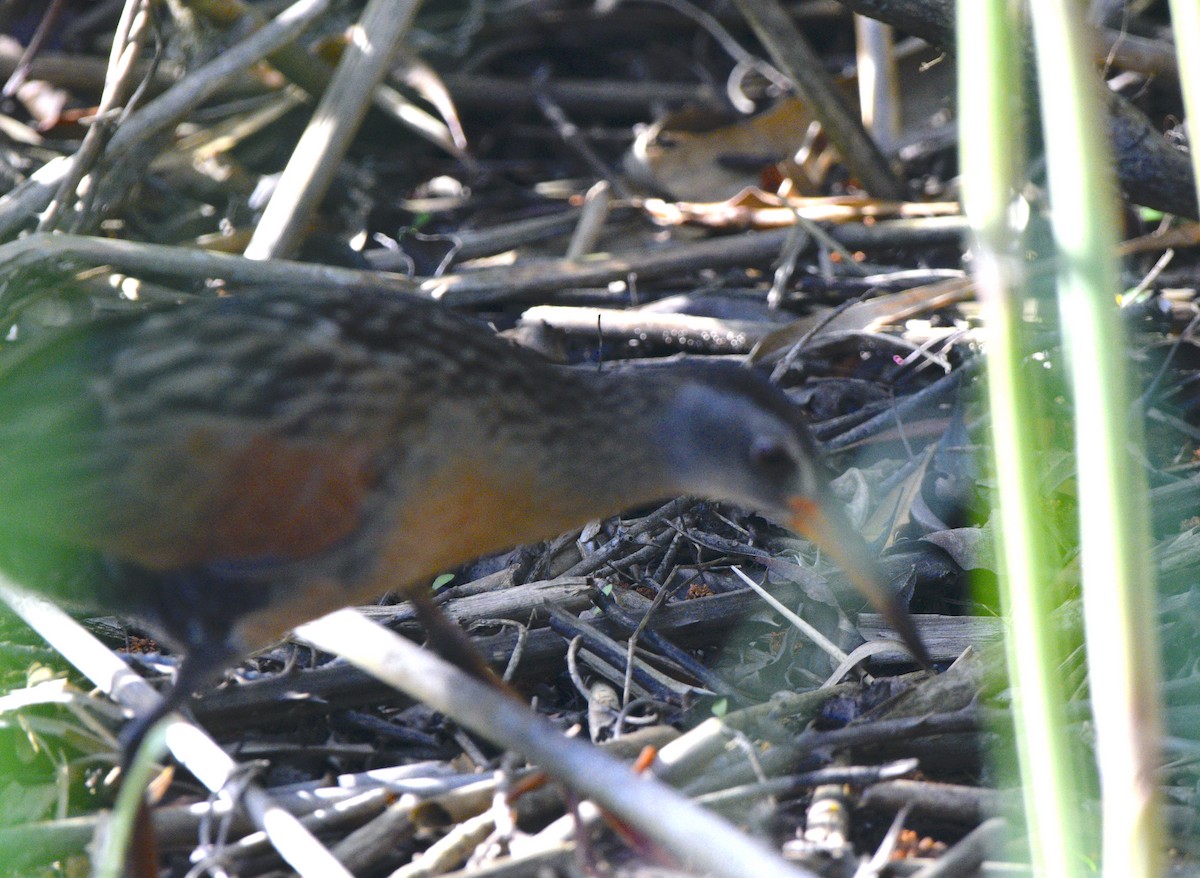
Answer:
[1027, 3, 1164, 877]
[957, 2, 1088, 874]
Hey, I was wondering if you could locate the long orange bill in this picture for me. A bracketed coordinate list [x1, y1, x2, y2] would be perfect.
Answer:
[789, 496, 932, 668]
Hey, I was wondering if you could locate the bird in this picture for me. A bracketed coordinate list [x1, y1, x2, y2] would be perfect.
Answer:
[0, 284, 930, 738]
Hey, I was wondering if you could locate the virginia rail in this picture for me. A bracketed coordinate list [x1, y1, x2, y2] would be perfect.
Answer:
[0, 285, 928, 732]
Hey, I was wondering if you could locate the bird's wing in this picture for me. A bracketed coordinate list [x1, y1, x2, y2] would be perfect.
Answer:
[0, 294, 411, 572]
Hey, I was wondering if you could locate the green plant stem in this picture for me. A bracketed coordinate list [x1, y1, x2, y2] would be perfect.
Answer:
[1028, 4, 1164, 878]
[957, 2, 1087, 875]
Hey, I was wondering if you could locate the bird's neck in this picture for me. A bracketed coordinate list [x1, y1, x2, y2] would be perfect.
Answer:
[486, 364, 683, 526]
[368, 365, 681, 584]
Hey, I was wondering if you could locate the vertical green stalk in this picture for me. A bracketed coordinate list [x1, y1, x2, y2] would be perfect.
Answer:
[957, 2, 1087, 875]
[95, 720, 171, 878]
[1028, 3, 1163, 877]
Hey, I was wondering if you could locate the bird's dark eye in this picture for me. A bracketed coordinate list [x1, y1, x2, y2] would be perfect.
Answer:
[750, 437, 795, 475]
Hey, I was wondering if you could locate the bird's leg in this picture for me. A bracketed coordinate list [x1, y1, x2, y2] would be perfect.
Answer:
[117, 643, 234, 771]
[110, 647, 233, 878]
[409, 589, 516, 694]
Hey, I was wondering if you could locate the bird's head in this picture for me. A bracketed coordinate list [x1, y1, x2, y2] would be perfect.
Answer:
[648, 362, 931, 667]
[652, 363, 828, 521]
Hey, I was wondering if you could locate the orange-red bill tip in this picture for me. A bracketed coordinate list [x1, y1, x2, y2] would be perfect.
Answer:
[788, 496, 932, 668]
